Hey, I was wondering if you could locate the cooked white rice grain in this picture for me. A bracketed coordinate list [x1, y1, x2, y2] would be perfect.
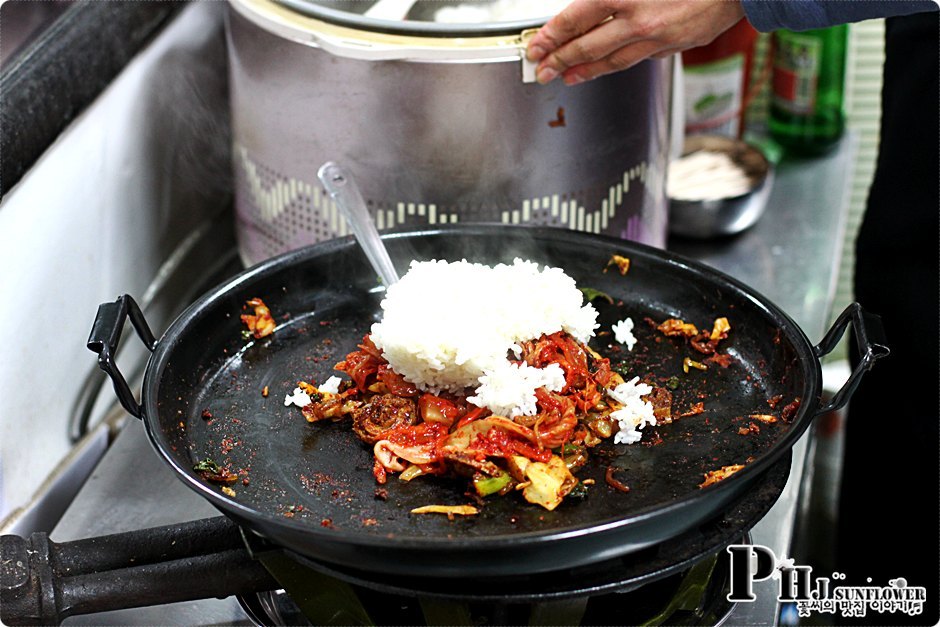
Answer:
[284, 387, 312, 408]
[318, 376, 342, 395]
[612, 317, 638, 351]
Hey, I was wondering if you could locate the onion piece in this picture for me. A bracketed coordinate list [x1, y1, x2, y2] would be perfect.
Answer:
[410, 505, 479, 517]
[399, 465, 426, 482]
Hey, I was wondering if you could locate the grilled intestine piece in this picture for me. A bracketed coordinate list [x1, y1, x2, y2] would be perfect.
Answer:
[352, 394, 418, 444]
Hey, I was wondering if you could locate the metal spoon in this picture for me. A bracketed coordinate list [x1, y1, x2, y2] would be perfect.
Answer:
[317, 162, 400, 287]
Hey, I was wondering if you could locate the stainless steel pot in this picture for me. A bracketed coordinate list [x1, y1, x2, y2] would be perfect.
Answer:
[226, 0, 675, 265]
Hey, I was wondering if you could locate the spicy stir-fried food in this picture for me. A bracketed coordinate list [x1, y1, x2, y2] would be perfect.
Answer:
[301, 330, 632, 511]
[279, 258, 684, 511]
[271, 258, 742, 512]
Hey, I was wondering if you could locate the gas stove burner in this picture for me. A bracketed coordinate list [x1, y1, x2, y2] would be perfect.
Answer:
[235, 454, 789, 626]
[238, 539, 745, 627]
[239, 554, 739, 627]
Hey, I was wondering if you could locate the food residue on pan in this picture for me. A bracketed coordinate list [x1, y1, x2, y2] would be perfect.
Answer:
[604, 466, 631, 493]
[750, 414, 778, 424]
[780, 398, 802, 423]
[241, 297, 276, 339]
[193, 458, 237, 485]
[411, 504, 480, 519]
[604, 254, 631, 275]
[657, 318, 699, 338]
[679, 402, 705, 418]
[699, 464, 746, 488]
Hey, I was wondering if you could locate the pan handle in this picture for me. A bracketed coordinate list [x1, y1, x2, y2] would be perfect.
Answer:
[812, 302, 889, 415]
[86, 294, 157, 419]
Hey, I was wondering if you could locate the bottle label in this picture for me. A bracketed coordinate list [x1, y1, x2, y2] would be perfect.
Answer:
[772, 33, 822, 114]
[683, 54, 745, 137]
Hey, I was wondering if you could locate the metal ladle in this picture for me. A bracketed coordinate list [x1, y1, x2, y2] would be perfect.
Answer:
[317, 162, 400, 287]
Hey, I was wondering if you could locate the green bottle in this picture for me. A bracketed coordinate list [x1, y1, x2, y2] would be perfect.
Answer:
[769, 25, 848, 156]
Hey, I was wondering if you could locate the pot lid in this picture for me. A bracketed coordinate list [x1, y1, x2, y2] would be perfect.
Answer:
[273, 0, 552, 37]
[231, 0, 544, 72]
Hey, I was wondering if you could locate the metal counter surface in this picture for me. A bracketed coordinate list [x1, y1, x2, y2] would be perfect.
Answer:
[54, 135, 856, 626]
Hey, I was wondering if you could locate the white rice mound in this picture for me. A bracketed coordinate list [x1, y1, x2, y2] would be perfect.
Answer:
[370, 258, 598, 397]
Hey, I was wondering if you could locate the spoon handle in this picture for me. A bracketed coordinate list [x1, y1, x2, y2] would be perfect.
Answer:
[318, 162, 400, 287]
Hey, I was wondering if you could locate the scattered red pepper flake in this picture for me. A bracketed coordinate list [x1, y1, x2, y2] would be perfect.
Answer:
[705, 353, 733, 368]
[640, 430, 664, 447]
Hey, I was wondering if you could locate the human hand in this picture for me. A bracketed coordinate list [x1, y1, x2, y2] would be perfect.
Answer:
[526, 0, 745, 85]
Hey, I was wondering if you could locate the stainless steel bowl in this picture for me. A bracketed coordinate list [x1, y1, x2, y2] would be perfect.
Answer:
[668, 135, 773, 239]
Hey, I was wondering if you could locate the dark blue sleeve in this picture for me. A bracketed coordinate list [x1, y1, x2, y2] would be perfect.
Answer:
[741, 0, 938, 32]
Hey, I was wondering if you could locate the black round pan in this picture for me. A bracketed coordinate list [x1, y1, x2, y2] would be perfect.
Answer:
[89, 225, 887, 578]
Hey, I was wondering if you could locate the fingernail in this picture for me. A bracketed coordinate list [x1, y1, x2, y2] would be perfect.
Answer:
[526, 44, 546, 62]
[536, 66, 559, 84]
